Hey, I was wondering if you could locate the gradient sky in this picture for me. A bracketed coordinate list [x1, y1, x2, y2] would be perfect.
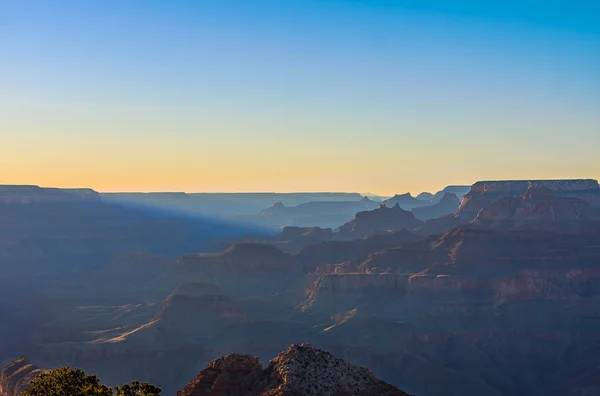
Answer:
[1, 0, 599, 195]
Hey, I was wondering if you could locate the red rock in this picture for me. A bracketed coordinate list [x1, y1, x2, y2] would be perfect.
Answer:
[177, 344, 412, 396]
[0, 356, 43, 396]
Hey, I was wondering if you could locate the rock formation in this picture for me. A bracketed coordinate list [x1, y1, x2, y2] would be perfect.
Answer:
[415, 179, 600, 236]
[382, 193, 428, 209]
[177, 344, 412, 396]
[472, 186, 600, 227]
[411, 192, 460, 221]
[0, 356, 42, 396]
[336, 204, 423, 240]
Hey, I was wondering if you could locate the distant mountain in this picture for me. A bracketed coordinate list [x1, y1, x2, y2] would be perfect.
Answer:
[0, 185, 100, 204]
[411, 192, 460, 221]
[415, 186, 471, 203]
[241, 197, 379, 229]
[178, 344, 412, 396]
[336, 204, 423, 239]
[102, 192, 367, 219]
[382, 193, 428, 209]
[433, 185, 471, 201]
[416, 192, 435, 200]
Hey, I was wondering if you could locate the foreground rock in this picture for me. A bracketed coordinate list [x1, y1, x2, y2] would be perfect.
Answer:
[0, 356, 42, 396]
[177, 344, 412, 396]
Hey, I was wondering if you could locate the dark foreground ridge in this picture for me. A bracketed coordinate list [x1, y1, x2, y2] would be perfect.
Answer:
[178, 344, 412, 396]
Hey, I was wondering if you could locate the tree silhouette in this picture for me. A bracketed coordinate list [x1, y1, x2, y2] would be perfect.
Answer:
[23, 367, 161, 396]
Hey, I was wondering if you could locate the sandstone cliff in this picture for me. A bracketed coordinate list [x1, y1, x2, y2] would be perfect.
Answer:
[177, 344, 412, 396]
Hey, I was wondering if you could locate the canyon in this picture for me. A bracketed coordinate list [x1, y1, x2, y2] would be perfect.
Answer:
[2, 180, 600, 395]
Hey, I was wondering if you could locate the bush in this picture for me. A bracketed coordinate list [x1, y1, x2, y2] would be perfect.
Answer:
[23, 366, 161, 396]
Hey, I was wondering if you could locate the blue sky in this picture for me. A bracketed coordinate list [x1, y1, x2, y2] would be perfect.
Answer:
[1, 0, 599, 194]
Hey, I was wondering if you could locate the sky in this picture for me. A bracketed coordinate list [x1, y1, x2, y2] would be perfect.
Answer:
[1, 0, 599, 195]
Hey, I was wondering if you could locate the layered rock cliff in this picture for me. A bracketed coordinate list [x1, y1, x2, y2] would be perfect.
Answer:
[472, 186, 600, 227]
[416, 179, 600, 236]
[177, 344, 412, 396]
[0, 356, 42, 396]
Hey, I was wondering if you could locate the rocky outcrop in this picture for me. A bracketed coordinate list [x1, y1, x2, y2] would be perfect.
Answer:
[177, 354, 264, 396]
[336, 204, 423, 240]
[383, 193, 428, 209]
[0, 185, 100, 204]
[412, 192, 460, 221]
[416, 186, 471, 203]
[177, 344, 412, 396]
[0, 356, 42, 396]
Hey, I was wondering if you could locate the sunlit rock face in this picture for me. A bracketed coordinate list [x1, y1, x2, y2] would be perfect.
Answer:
[177, 344, 412, 396]
[0, 356, 43, 396]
